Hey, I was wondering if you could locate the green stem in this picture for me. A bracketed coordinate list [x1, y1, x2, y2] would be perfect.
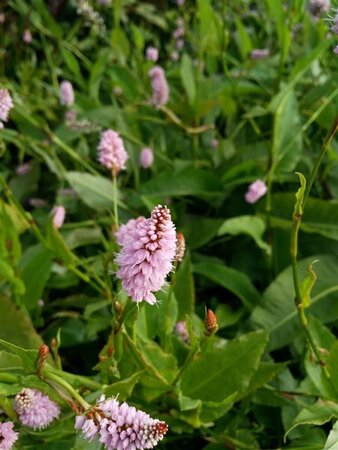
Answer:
[44, 369, 90, 410]
[112, 173, 119, 231]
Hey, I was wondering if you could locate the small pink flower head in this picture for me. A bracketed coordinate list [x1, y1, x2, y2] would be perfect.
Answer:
[176, 0, 185, 5]
[176, 38, 184, 50]
[96, 0, 111, 5]
[211, 138, 219, 149]
[0, 88, 13, 127]
[59, 80, 75, 106]
[173, 26, 185, 39]
[76, 396, 168, 449]
[146, 46, 159, 62]
[334, 45, 338, 54]
[0, 422, 19, 450]
[139, 147, 154, 169]
[175, 320, 189, 344]
[14, 388, 60, 430]
[245, 179, 267, 204]
[250, 48, 270, 60]
[16, 163, 31, 176]
[29, 197, 47, 208]
[98, 129, 128, 175]
[308, 0, 330, 16]
[115, 216, 145, 246]
[149, 66, 169, 107]
[116, 205, 176, 305]
[0, 13, 5, 24]
[331, 11, 338, 34]
[23, 29, 32, 43]
[52, 205, 66, 229]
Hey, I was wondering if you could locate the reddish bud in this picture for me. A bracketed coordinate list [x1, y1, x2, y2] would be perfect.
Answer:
[175, 232, 186, 262]
[205, 309, 218, 336]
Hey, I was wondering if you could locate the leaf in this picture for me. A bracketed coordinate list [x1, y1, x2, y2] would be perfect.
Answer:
[0, 295, 43, 350]
[250, 255, 338, 350]
[193, 262, 260, 310]
[285, 400, 338, 441]
[324, 421, 338, 450]
[140, 168, 222, 197]
[66, 171, 118, 211]
[19, 244, 53, 310]
[270, 89, 302, 173]
[182, 216, 223, 250]
[180, 54, 196, 104]
[299, 260, 318, 309]
[326, 342, 338, 397]
[0, 339, 38, 373]
[180, 330, 268, 402]
[240, 362, 287, 399]
[138, 340, 178, 384]
[0, 351, 23, 371]
[104, 371, 144, 400]
[64, 227, 103, 250]
[46, 221, 76, 264]
[293, 172, 307, 218]
[217, 215, 271, 254]
[174, 251, 195, 320]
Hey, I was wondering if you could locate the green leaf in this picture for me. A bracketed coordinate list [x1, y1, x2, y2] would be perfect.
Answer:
[20, 244, 53, 310]
[180, 330, 268, 402]
[182, 216, 223, 250]
[285, 400, 338, 441]
[66, 171, 118, 211]
[299, 260, 318, 309]
[193, 262, 260, 310]
[0, 295, 43, 350]
[251, 255, 338, 350]
[0, 339, 38, 373]
[180, 54, 196, 105]
[234, 16, 252, 60]
[46, 221, 76, 264]
[217, 215, 271, 254]
[175, 251, 195, 320]
[324, 421, 338, 450]
[140, 168, 222, 197]
[138, 340, 178, 384]
[0, 351, 23, 371]
[326, 341, 338, 397]
[104, 371, 144, 400]
[241, 362, 287, 399]
[293, 172, 307, 218]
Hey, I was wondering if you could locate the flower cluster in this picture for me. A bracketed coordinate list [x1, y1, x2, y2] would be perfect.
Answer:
[0, 88, 13, 128]
[76, 0, 106, 34]
[52, 205, 66, 229]
[75, 396, 168, 450]
[60, 80, 75, 106]
[116, 217, 145, 246]
[98, 129, 128, 175]
[250, 48, 270, 60]
[116, 205, 176, 305]
[0, 422, 19, 450]
[139, 148, 154, 169]
[148, 67, 169, 107]
[245, 180, 267, 204]
[14, 388, 60, 430]
[146, 47, 159, 62]
[308, 0, 330, 17]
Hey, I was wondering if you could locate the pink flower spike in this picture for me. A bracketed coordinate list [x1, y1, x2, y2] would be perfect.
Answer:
[14, 388, 60, 430]
[149, 66, 169, 107]
[146, 46, 159, 62]
[0, 422, 19, 450]
[175, 321, 189, 344]
[115, 205, 176, 305]
[245, 180, 267, 204]
[98, 129, 128, 175]
[16, 163, 31, 176]
[23, 29, 32, 43]
[52, 205, 66, 229]
[139, 147, 154, 169]
[115, 217, 146, 247]
[0, 88, 13, 128]
[60, 80, 75, 106]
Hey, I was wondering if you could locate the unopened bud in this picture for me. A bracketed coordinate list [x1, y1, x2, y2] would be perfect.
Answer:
[37, 344, 49, 378]
[114, 301, 123, 316]
[175, 232, 186, 262]
[204, 309, 218, 336]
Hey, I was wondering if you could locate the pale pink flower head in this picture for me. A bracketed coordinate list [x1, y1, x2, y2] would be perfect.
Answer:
[250, 48, 270, 60]
[173, 26, 185, 39]
[115, 216, 145, 246]
[149, 66, 169, 107]
[116, 205, 176, 305]
[334, 45, 338, 54]
[98, 129, 128, 175]
[76, 395, 168, 449]
[16, 163, 31, 176]
[245, 179, 267, 204]
[176, 38, 184, 50]
[0, 13, 5, 24]
[139, 147, 154, 169]
[23, 29, 32, 43]
[29, 198, 47, 208]
[331, 12, 338, 34]
[175, 320, 189, 344]
[14, 388, 60, 430]
[176, 0, 185, 5]
[146, 46, 159, 62]
[308, 0, 330, 16]
[0, 88, 13, 127]
[52, 205, 66, 229]
[0, 422, 19, 450]
[211, 138, 219, 149]
[59, 80, 75, 106]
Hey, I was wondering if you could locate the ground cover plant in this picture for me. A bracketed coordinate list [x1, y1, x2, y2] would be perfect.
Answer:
[0, 0, 338, 448]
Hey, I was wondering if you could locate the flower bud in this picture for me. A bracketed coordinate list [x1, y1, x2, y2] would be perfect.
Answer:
[204, 309, 218, 336]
